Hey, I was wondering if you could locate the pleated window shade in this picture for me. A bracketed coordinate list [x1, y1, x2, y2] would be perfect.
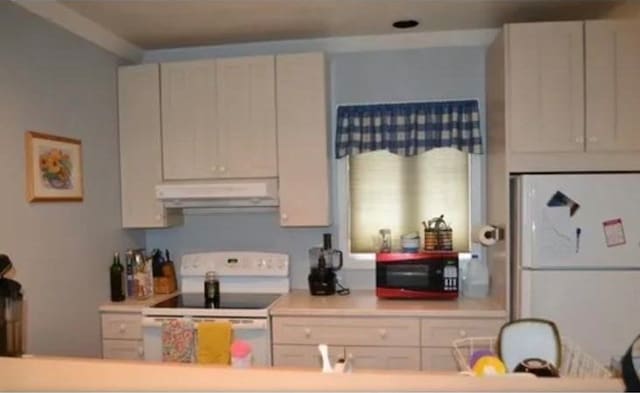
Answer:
[349, 148, 469, 253]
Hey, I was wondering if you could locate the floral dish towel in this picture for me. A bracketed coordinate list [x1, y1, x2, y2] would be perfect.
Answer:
[162, 319, 195, 363]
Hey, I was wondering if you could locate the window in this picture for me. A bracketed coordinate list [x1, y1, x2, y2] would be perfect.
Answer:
[349, 148, 469, 253]
[333, 100, 483, 268]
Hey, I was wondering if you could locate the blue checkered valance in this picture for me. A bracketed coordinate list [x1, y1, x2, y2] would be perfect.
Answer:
[335, 100, 483, 158]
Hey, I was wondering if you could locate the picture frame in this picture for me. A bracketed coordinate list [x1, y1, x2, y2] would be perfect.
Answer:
[25, 131, 83, 202]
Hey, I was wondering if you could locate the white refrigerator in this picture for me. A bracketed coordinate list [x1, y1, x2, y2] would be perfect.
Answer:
[512, 174, 640, 365]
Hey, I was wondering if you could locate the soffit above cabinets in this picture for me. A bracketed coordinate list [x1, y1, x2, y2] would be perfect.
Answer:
[56, 0, 634, 50]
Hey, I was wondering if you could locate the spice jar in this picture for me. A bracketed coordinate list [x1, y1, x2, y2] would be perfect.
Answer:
[204, 271, 220, 307]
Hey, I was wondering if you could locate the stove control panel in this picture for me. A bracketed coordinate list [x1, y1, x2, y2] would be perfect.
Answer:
[180, 252, 289, 277]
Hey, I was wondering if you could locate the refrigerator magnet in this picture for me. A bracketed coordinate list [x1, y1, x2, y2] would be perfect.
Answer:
[603, 218, 626, 247]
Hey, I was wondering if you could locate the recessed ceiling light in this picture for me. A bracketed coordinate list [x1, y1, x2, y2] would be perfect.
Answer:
[393, 20, 419, 29]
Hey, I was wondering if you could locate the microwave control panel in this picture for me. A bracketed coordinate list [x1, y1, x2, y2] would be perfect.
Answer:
[443, 265, 458, 291]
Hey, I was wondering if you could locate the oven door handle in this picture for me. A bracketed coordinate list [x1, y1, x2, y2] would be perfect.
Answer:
[141, 317, 267, 330]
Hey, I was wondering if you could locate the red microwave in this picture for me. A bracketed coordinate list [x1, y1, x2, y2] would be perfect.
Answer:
[376, 252, 459, 299]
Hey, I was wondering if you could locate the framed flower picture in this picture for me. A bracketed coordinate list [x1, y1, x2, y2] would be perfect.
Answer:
[25, 131, 83, 202]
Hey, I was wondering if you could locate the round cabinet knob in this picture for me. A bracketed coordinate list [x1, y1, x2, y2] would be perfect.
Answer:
[137, 346, 144, 357]
[378, 328, 387, 339]
[575, 137, 584, 143]
[281, 213, 288, 222]
[459, 330, 467, 338]
[119, 324, 126, 333]
[210, 165, 217, 172]
[588, 136, 599, 143]
[304, 328, 311, 338]
[219, 166, 226, 173]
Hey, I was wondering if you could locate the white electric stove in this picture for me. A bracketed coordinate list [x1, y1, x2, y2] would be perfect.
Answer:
[141, 251, 289, 366]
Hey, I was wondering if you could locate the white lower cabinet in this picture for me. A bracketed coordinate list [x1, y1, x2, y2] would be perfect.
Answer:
[100, 312, 144, 361]
[272, 344, 344, 369]
[420, 317, 506, 371]
[272, 316, 506, 372]
[346, 346, 420, 371]
[421, 347, 459, 371]
[102, 339, 144, 360]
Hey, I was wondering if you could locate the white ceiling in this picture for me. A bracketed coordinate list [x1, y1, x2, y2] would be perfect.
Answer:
[57, 0, 637, 50]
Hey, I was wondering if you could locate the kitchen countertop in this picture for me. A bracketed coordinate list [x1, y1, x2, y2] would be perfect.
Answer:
[2, 356, 622, 391]
[270, 289, 507, 318]
[98, 292, 179, 313]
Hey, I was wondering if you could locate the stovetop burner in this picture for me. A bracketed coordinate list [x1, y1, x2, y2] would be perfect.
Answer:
[152, 293, 281, 310]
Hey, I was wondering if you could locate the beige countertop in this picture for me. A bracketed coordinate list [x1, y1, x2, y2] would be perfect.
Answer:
[270, 289, 507, 318]
[2, 356, 622, 391]
[98, 292, 178, 313]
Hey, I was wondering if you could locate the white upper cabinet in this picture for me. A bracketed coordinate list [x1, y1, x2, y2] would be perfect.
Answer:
[586, 20, 640, 152]
[217, 56, 277, 178]
[118, 64, 180, 228]
[507, 21, 585, 153]
[276, 53, 330, 227]
[161, 60, 218, 180]
[161, 56, 277, 181]
[500, 20, 640, 172]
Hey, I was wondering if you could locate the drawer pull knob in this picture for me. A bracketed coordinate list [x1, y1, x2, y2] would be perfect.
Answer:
[459, 330, 467, 337]
[119, 324, 126, 333]
[378, 328, 387, 338]
[138, 346, 144, 356]
[304, 328, 311, 337]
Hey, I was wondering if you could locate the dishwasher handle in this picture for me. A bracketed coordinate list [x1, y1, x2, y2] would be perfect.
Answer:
[141, 317, 267, 330]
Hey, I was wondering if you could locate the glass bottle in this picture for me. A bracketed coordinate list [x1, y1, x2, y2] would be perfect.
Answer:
[109, 252, 125, 302]
[204, 271, 220, 308]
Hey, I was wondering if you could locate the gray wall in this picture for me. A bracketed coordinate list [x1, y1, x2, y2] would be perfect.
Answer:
[146, 45, 486, 290]
[0, 2, 144, 357]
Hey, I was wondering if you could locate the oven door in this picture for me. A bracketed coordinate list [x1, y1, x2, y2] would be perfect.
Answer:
[141, 316, 271, 366]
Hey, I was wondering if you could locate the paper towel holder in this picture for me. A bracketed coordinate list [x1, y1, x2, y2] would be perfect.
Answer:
[473, 225, 504, 246]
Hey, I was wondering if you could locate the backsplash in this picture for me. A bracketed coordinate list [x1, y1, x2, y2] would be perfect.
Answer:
[144, 212, 375, 289]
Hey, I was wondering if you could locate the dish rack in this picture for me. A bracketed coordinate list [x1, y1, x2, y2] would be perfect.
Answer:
[452, 336, 612, 378]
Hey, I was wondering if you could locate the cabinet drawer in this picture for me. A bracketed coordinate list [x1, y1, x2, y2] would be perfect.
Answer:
[102, 339, 144, 360]
[421, 347, 459, 371]
[421, 318, 504, 346]
[101, 313, 142, 340]
[272, 317, 420, 347]
[347, 346, 420, 371]
[272, 344, 344, 369]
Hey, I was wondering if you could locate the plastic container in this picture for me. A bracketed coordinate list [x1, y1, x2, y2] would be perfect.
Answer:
[231, 340, 252, 368]
[463, 254, 489, 298]
[452, 336, 612, 378]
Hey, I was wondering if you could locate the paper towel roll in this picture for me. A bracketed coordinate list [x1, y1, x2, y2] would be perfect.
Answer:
[472, 225, 498, 246]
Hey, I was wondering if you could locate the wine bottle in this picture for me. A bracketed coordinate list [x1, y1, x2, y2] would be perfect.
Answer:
[110, 252, 125, 302]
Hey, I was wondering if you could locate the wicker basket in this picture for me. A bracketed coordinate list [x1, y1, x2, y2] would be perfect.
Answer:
[452, 336, 612, 378]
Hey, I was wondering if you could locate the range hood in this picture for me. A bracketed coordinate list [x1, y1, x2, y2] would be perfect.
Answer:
[155, 179, 279, 208]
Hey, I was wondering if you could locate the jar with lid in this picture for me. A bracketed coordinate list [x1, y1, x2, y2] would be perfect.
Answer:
[204, 271, 220, 307]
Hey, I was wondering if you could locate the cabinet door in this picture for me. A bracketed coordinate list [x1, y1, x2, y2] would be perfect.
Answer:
[508, 21, 585, 153]
[272, 344, 344, 369]
[102, 339, 144, 360]
[346, 346, 421, 371]
[276, 53, 330, 226]
[217, 56, 277, 178]
[118, 64, 173, 228]
[161, 60, 218, 180]
[421, 347, 459, 371]
[586, 20, 640, 152]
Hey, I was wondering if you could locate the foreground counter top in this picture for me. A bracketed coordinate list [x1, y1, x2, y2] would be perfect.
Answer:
[2, 356, 622, 391]
[271, 289, 507, 318]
